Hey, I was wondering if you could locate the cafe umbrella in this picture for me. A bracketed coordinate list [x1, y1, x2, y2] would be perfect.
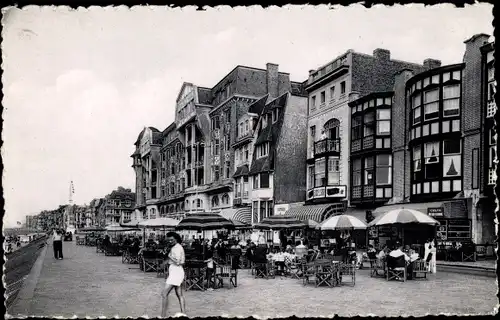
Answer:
[367, 208, 440, 246]
[176, 212, 235, 233]
[317, 214, 368, 230]
[254, 216, 306, 230]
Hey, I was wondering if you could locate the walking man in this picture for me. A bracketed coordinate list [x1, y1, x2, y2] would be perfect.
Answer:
[53, 229, 63, 260]
[161, 231, 186, 317]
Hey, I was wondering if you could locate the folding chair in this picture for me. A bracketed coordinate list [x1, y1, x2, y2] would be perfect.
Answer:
[302, 260, 316, 286]
[184, 265, 206, 291]
[284, 256, 301, 279]
[254, 261, 272, 279]
[215, 264, 238, 288]
[316, 264, 335, 287]
[412, 260, 429, 280]
[462, 251, 476, 262]
[122, 248, 130, 264]
[370, 258, 386, 278]
[386, 256, 407, 282]
[128, 247, 141, 264]
[339, 263, 356, 286]
[142, 251, 159, 273]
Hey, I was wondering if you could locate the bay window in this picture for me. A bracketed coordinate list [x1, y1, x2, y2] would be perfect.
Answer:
[352, 159, 362, 186]
[364, 112, 375, 137]
[424, 89, 439, 120]
[376, 109, 391, 135]
[364, 157, 374, 185]
[315, 158, 326, 187]
[375, 154, 392, 185]
[260, 201, 266, 221]
[443, 84, 460, 117]
[413, 145, 422, 176]
[328, 158, 340, 185]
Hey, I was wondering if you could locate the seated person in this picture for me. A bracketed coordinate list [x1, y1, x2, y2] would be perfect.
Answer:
[253, 244, 269, 276]
[367, 244, 377, 260]
[377, 245, 388, 260]
[274, 248, 286, 274]
[389, 243, 412, 279]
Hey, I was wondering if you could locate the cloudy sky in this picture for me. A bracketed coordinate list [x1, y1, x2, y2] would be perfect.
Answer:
[2, 4, 493, 227]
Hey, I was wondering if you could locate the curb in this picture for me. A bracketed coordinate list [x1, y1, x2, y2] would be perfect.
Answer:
[7, 240, 49, 318]
[437, 264, 496, 278]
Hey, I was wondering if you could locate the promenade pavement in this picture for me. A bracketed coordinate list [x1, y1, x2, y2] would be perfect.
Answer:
[11, 241, 498, 318]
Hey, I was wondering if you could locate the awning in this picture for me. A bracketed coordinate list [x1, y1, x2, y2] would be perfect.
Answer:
[373, 202, 445, 215]
[219, 207, 252, 224]
[284, 203, 344, 223]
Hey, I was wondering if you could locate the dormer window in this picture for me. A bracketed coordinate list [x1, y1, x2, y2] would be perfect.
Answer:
[262, 115, 268, 129]
[272, 109, 279, 123]
[257, 143, 269, 158]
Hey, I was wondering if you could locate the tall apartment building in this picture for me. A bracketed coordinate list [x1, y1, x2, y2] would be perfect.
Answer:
[290, 48, 429, 222]
[132, 63, 303, 224]
[346, 33, 495, 245]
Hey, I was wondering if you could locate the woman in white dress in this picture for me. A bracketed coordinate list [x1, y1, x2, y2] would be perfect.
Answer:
[429, 238, 437, 274]
[161, 232, 186, 317]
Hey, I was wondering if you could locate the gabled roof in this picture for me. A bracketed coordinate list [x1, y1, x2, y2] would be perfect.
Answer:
[176, 82, 195, 102]
[248, 94, 269, 115]
[134, 127, 160, 145]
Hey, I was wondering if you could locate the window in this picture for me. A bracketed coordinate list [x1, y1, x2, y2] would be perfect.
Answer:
[443, 140, 461, 155]
[376, 154, 392, 185]
[225, 134, 230, 151]
[260, 172, 270, 188]
[330, 86, 335, 100]
[260, 201, 266, 222]
[443, 84, 460, 117]
[211, 116, 220, 130]
[253, 175, 259, 189]
[351, 115, 362, 140]
[423, 89, 439, 120]
[376, 109, 391, 135]
[311, 96, 317, 111]
[490, 128, 496, 146]
[243, 177, 249, 198]
[267, 201, 274, 218]
[340, 81, 346, 94]
[211, 196, 219, 208]
[272, 109, 279, 123]
[239, 123, 244, 137]
[225, 161, 231, 179]
[413, 146, 422, 172]
[443, 154, 461, 177]
[212, 166, 220, 182]
[315, 158, 326, 187]
[257, 143, 269, 158]
[489, 146, 496, 168]
[253, 201, 258, 223]
[310, 126, 316, 142]
[424, 142, 440, 163]
[245, 120, 249, 132]
[213, 139, 220, 156]
[352, 159, 362, 186]
[328, 158, 340, 185]
[222, 193, 230, 205]
[196, 199, 202, 208]
[488, 82, 496, 102]
[308, 166, 315, 189]
[244, 145, 249, 161]
[364, 112, 375, 137]
[320, 91, 326, 104]
[364, 157, 374, 185]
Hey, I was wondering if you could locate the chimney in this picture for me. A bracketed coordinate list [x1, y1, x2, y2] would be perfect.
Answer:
[423, 59, 442, 70]
[373, 48, 391, 61]
[266, 63, 279, 99]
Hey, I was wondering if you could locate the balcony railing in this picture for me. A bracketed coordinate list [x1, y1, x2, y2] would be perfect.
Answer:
[487, 101, 496, 118]
[314, 138, 341, 156]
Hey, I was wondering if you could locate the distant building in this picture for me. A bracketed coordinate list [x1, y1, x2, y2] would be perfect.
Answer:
[102, 187, 136, 225]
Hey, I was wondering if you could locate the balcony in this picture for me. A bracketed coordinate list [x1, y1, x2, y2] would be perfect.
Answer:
[233, 198, 242, 206]
[314, 138, 341, 157]
[306, 185, 347, 201]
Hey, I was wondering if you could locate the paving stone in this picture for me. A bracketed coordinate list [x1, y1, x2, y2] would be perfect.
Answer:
[21, 242, 498, 318]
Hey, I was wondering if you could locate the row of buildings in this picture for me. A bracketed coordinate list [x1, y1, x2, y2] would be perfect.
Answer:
[29, 187, 136, 231]
[127, 33, 494, 245]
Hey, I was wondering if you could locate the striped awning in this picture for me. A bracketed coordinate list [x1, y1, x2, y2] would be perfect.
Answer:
[219, 207, 252, 224]
[176, 212, 235, 231]
[254, 215, 305, 230]
[284, 203, 343, 223]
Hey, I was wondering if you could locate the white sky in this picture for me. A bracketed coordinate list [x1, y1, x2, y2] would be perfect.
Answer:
[1, 4, 493, 227]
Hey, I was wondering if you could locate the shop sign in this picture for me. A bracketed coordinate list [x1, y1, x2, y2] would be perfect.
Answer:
[274, 204, 289, 216]
[428, 207, 444, 217]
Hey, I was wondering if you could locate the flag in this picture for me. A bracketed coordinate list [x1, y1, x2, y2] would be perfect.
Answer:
[70, 181, 75, 194]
